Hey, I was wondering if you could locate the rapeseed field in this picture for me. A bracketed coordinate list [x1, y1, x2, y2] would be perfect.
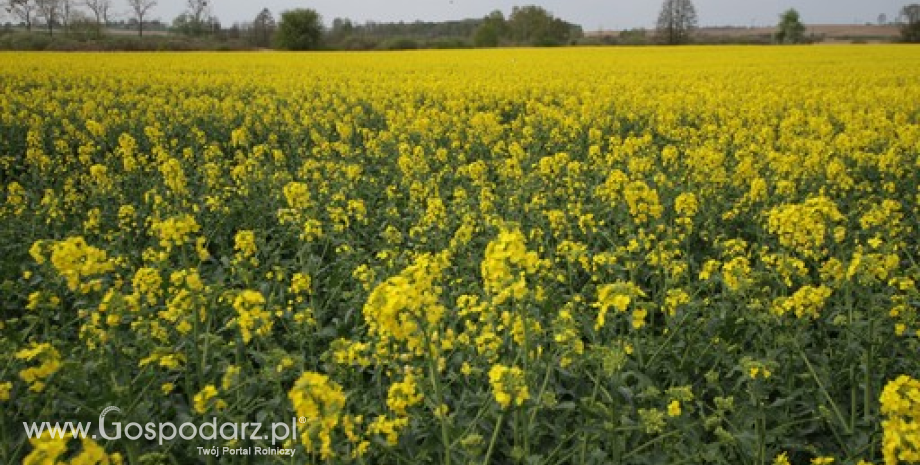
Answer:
[1, 46, 919, 464]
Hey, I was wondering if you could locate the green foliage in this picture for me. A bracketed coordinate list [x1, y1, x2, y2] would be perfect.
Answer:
[0, 30, 255, 51]
[65, 12, 104, 39]
[656, 0, 698, 45]
[473, 10, 506, 47]
[901, 4, 920, 43]
[249, 8, 276, 48]
[320, 7, 581, 50]
[620, 28, 650, 45]
[170, 13, 197, 36]
[508, 5, 580, 46]
[775, 9, 806, 44]
[325, 17, 482, 50]
[380, 37, 419, 50]
[275, 8, 323, 51]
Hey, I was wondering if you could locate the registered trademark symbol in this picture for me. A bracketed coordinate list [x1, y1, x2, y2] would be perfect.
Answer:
[298, 417, 307, 424]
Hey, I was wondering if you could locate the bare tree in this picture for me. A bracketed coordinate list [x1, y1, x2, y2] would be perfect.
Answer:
[185, 0, 208, 35]
[6, 0, 37, 31]
[82, 0, 110, 26]
[656, 0, 698, 45]
[902, 4, 920, 42]
[125, 0, 155, 36]
[59, 0, 72, 29]
[34, 0, 61, 35]
[251, 7, 275, 47]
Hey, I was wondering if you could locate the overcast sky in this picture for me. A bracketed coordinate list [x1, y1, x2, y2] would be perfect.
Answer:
[149, 1, 904, 30]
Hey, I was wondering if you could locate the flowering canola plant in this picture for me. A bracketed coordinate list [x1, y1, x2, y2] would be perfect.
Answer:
[1, 46, 919, 464]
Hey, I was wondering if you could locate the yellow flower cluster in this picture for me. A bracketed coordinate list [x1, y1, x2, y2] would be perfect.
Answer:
[23, 432, 122, 465]
[15, 342, 62, 393]
[149, 214, 201, 253]
[880, 375, 920, 465]
[386, 370, 424, 416]
[232, 290, 273, 344]
[0, 381, 11, 401]
[363, 252, 449, 353]
[667, 400, 682, 417]
[766, 197, 844, 259]
[488, 364, 529, 409]
[552, 304, 584, 367]
[772, 285, 833, 319]
[32, 237, 114, 293]
[594, 281, 646, 330]
[132, 267, 162, 306]
[289, 372, 347, 459]
[233, 230, 258, 266]
[6, 181, 27, 216]
[193, 384, 226, 414]
[158, 268, 208, 334]
[481, 228, 544, 305]
[290, 272, 313, 296]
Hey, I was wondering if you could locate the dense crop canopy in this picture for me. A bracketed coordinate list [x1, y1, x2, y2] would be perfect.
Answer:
[1, 47, 919, 464]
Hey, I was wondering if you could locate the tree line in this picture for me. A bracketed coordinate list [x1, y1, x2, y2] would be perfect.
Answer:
[3, 0, 920, 49]
[1, 1, 584, 49]
[2, 0, 216, 37]
[234, 5, 586, 50]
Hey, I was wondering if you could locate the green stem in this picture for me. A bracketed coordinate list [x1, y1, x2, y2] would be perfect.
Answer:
[543, 431, 582, 464]
[646, 310, 690, 368]
[759, 410, 766, 465]
[1, 415, 9, 464]
[517, 299, 531, 458]
[580, 372, 603, 464]
[850, 364, 857, 432]
[452, 403, 492, 448]
[527, 361, 555, 427]
[193, 298, 203, 389]
[421, 323, 451, 465]
[622, 430, 680, 461]
[482, 412, 504, 465]
[864, 317, 874, 424]
[797, 345, 851, 434]
[427, 355, 452, 465]
[847, 285, 856, 432]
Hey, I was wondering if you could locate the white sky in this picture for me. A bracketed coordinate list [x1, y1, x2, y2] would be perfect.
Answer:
[18, 0, 909, 30]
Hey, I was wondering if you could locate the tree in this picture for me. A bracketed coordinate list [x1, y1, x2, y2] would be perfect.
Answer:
[183, 0, 209, 35]
[82, 0, 110, 27]
[59, 0, 71, 29]
[473, 10, 507, 47]
[125, 0, 155, 36]
[34, 0, 61, 35]
[325, 17, 353, 47]
[509, 6, 550, 44]
[275, 8, 322, 50]
[507, 5, 576, 46]
[67, 9, 102, 36]
[170, 12, 193, 34]
[6, 0, 37, 31]
[656, 0, 697, 45]
[473, 10, 508, 47]
[901, 4, 920, 42]
[251, 7, 275, 47]
[203, 14, 218, 34]
[775, 8, 805, 44]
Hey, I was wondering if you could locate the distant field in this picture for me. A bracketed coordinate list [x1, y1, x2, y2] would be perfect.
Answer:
[589, 24, 901, 42]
